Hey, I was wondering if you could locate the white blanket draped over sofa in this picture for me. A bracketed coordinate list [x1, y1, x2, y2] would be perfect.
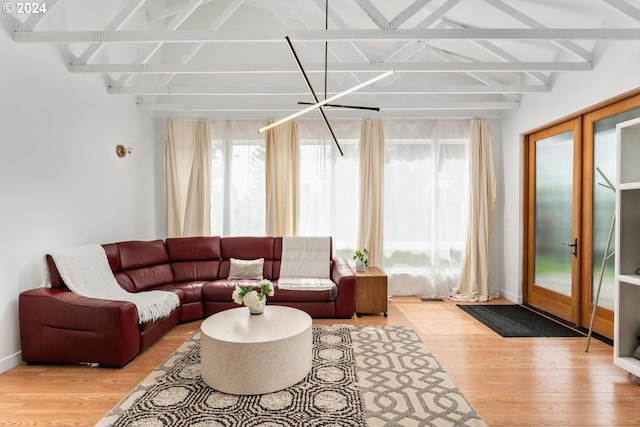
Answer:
[44, 244, 180, 323]
[278, 236, 334, 291]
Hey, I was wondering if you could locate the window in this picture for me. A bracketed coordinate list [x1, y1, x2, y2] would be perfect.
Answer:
[297, 121, 360, 260]
[210, 121, 266, 236]
[383, 120, 470, 297]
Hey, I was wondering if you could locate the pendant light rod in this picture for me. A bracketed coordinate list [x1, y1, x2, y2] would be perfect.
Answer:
[324, 0, 328, 100]
[258, 65, 392, 133]
[297, 101, 380, 112]
[268, 35, 343, 155]
[258, 37, 393, 134]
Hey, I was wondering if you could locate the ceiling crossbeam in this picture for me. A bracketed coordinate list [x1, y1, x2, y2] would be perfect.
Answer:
[116, 0, 204, 86]
[108, 84, 549, 95]
[442, 19, 549, 85]
[137, 101, 519, 112]
[76, 0, 146, 64]
[484, 0, 592, 62]
[15, 28, 640, 43]
[381, 0, 461, 63]
[606, 0, 640, 22]
[12, 0, 60, 31]
[158, 0, 243, 88]
[70, 61, 592, 74]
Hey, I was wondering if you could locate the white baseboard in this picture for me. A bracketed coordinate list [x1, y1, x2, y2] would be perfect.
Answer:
[0, 351, 22, 374]
[501, 289, 521, 304]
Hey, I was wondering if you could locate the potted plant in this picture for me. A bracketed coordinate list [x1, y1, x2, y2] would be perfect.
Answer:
[353, 248, 369, 272]
[231, 279, 274, 315]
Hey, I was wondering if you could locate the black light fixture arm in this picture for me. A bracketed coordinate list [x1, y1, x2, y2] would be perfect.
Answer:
[297, 101, 380, 112]
[285, 36, 344, 156]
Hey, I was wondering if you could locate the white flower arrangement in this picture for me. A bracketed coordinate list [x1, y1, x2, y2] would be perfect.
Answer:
[232, 279, 274, 312]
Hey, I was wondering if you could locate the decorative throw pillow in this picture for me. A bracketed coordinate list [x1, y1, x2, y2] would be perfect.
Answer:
[228, 258, 264, 280]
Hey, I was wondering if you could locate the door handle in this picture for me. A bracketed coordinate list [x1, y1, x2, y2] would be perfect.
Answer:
[563, 238, 578, 258]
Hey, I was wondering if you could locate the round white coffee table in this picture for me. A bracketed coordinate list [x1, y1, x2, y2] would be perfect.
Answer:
[200, 305, 313, 395]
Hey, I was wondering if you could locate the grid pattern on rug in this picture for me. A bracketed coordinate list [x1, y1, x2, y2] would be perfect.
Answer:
[97, 325, 487, 427]
[97, 327, 366, 427]
[353, 326, 487, 427]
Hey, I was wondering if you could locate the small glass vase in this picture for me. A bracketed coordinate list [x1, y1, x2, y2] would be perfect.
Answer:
[248, 300, 266, 315]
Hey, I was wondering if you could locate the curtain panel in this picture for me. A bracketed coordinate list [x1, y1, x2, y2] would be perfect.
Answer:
[164, 118, 494, 300]
[265, 122, 300, 236]
[165, 120, 211, 238]
[452, 119, 498, 302]
[358, 119, 385, 267]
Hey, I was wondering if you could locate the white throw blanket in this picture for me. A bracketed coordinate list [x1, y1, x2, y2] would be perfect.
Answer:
[278, 236, 334, 291]
[44, 244, 180, 324]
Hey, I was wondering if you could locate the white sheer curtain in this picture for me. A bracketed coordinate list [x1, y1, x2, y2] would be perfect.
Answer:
[165, 120, 211, 238]
[382, 120, 470, 298]
[297, 120, 360, 261]
[209, 120, 266, 236]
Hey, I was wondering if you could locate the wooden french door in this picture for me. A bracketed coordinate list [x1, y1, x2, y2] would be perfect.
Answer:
[524, 93, 640, 339]
[525, 119, 582, 324]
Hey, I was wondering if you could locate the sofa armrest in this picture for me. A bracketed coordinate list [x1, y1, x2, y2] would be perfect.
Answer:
[331, 257, 356, 318]
[19, 287, 141, 367]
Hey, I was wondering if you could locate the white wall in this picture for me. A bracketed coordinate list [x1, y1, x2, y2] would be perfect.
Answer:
[500, 40, 640, 302]
[0, 15, 158, 373]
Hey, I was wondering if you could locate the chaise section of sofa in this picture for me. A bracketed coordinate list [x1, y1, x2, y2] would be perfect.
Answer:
[19, 235, 356, 367]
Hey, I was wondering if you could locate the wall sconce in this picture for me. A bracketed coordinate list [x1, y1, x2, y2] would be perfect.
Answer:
[116, 145, 133, 158]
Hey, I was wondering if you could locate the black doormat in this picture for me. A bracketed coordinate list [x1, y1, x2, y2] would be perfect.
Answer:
[457, 304, 586, 338]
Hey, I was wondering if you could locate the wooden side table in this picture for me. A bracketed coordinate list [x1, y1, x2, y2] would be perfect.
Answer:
[355, 266, 388, 317]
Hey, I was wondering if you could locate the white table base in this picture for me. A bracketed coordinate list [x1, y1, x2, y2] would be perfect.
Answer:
[200, 305, 313, 395]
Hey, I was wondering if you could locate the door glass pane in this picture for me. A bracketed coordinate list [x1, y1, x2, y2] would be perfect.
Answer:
[535, 131, 574, 296]
[592, 107, 640, 309]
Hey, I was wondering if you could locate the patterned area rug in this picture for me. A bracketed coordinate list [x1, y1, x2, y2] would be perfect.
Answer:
[97, 325, 486, 427]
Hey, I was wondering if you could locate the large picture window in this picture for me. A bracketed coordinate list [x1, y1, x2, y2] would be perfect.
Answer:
[383, 120, 470, 297]
[203, 119, 473, 298]
[297, 121, 360, 261]
[210, 121, 266, 236]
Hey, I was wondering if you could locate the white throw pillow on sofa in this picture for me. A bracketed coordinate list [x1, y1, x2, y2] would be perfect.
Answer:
[228, 258, 264, 280]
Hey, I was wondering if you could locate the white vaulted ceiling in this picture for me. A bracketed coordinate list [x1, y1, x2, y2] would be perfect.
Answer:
[10, 0, 640, 120]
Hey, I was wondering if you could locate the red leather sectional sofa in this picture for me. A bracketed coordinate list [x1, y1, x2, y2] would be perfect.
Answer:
[18, 236, 356, 367]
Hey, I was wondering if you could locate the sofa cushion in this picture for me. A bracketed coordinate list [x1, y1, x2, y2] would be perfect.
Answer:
[269, 282, 338, 303]
[220, 237, 275, 279]
[155, 282, 204, 304]
[114, 272, 136, 293]
[202, 280, 337, 304]
[118, 240, 170, 270]
[166, 236, 221, 261]
[171, 261, 220, 282]
[124, 264, 174, 292]
[202, 280, 238, 302]
[102, 243, 121, 273]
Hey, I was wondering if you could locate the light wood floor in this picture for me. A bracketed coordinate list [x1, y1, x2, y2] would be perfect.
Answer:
[1, 297, 639, 426]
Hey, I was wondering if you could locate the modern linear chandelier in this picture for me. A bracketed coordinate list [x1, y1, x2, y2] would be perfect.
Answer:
[258, 0, 393, 156]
